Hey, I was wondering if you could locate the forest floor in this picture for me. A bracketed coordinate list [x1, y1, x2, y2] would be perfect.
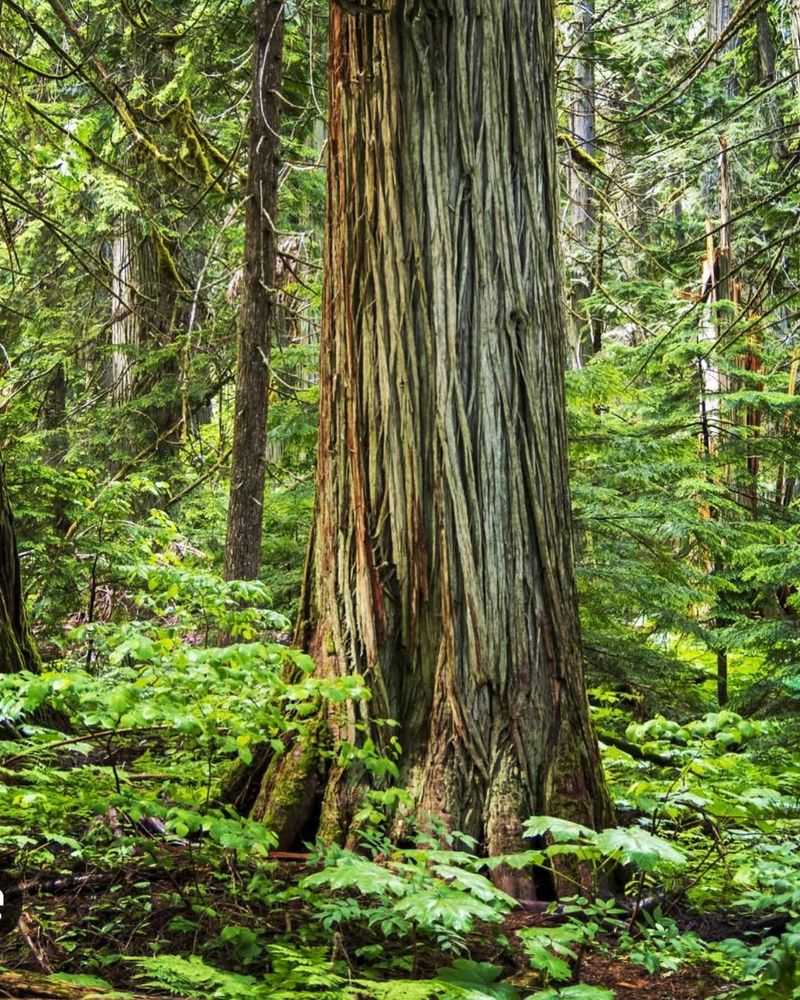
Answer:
[579, 954, 721, 1000]
[0, 865, 733, 1000]
[498, 910, 725, 1000]
[0, 885, 724, 1000]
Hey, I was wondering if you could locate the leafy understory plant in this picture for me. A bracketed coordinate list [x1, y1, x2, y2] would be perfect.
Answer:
[135, 952, 525, 1000]
[521, 815, 686, 877]
[517, 925, 589, 986]
[526, 988, 615, 1000]
[301, 842, 517, 953]
[512, 816, 687, 985]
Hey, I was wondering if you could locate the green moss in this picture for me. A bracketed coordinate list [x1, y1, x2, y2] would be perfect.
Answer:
[151, 226, 187, 293]
[251, 725, 326, 848]
[0, 621, 40, 674]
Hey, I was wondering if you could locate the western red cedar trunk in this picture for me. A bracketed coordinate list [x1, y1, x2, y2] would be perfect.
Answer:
[224, 1, 284, 582]
[256, 0, 612, 887]
[0, 464, 41, 673]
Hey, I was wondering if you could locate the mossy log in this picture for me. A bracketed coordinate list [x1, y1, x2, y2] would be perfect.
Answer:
[0, 969, 182, 999]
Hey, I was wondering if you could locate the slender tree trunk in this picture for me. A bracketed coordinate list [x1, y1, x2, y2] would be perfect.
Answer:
[256, 0, 612, 891]
[110, 219, 138, 405]
[717, 649, 728, 706]
[776, 3, 800, 507]
[108, 219, 185, 461]
[224, 1, 284, 582]
[566, 0, 598, 367]
[0, 464, 41, 673]
[791, 0, 800, 91]
[707, 0, 734, 41]
[699, 138, 751, 706]
[137, 229, 184, 456]
[776, 349, 800, 505]
[755, 7, 788, 161]
[708, 0, 738, 96]
[39, 362, 69, 531]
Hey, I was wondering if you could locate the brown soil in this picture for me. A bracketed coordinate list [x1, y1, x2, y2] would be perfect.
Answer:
[496, 907, 726, 1000]
[582, 953, 723, 999]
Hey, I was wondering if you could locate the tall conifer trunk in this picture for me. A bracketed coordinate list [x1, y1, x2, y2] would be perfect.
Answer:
[566, 0, 599, 366]
[256, 0, 611, 885]
[224, 1, 284, 581]
[110, 219, 138, 406]
[108, 219, 184, 458]
[708, 0, 738, 95]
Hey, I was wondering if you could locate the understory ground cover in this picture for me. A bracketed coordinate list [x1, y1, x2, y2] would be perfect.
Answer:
[0, 525, 798, 1000]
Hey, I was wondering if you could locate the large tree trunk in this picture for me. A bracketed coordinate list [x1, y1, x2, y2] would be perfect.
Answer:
[0, 464, 41, 673]
[223, 1, 284, 582]
[256, 0, 612, 888]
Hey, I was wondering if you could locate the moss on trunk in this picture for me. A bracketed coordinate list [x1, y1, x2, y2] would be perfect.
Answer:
[250, 733, 325, 850]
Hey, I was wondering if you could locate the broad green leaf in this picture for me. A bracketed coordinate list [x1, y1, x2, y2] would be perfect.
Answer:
[595, 827, 686, 870]
[523, 816, 596, 842]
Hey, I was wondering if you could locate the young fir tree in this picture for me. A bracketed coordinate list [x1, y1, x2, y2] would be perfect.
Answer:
[249, 0, 612, 891]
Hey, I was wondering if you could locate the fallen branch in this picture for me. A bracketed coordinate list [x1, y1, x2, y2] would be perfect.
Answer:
[597, 730, 676, 767]
[3, 727, 169, 768]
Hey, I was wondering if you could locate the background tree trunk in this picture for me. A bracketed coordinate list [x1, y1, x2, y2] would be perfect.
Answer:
[223, 1, 284, 582]
[110, 218, 138, 406]
[755, 8, 787, 161]
[258, 0, 612, 887]
[108, 218, 185, 460]
[791, 0, 800, 89]
[566, 0, 599, 366]
[708, 0, 738, 96]
[0, 464, 41, 673]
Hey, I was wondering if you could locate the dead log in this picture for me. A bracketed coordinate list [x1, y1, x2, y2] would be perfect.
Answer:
[0, 969, 184, 999]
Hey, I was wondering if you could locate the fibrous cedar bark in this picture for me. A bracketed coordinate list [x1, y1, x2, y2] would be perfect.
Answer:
[255, 0, 612, 887]
[223, 1, 284, 582]
[0, 463, 41, 673]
